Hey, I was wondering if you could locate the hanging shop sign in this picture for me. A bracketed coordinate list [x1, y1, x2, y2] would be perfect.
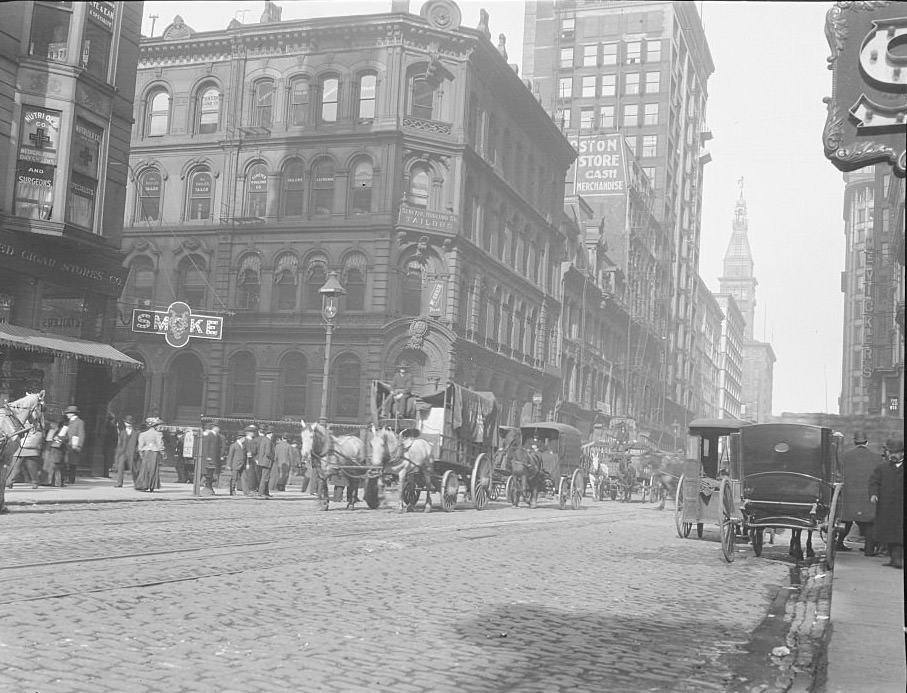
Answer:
[131, 301, 223, 348]
[823, 3, 907, 176]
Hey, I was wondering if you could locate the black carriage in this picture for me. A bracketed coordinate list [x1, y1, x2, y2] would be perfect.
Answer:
[735, 423, 844, 569]
[508, 422, 586, 510]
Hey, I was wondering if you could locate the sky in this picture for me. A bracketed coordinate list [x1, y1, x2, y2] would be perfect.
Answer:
[141, 1, 846, 415]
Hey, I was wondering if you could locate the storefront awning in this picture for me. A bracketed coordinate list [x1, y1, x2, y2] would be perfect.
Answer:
[0, 323, 143, 370]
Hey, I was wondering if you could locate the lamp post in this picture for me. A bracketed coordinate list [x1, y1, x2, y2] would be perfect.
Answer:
[672, 419, 680, 453]
[318, 271, 345, 425]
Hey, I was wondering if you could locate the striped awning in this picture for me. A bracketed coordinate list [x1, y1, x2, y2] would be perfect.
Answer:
[0, 323, 143, 370]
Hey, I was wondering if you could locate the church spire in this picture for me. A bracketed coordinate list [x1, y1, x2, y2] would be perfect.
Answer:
[720, 177, 757, 339]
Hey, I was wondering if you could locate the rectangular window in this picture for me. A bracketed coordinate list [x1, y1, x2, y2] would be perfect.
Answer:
[645, 71, 661, 94]
[29, 3, 72, 63]
[357, 74, 376, 120]
[66, 119, 103, 229]
[560, 47, 574, 68]
[580, 107, 594, 130]
[561, 108, 571, 130]
[600, 74, 616, 97]
[623, 104, 638, 127]
[581, 76, 596, 98]
[642, 135, 657, 158]
[320, 77, 339, 123]
[646, 39, 662, 63]
[558, 77, 572, 99]
[644, 103, 659, 125]
[598, 105, 615, 129]
[14, 106, 62, 220]
[642, 166, 655, 186]
[82, 2, 115, 80]
[602, 43, 617, 66]
[560, 17, 575, 39]
[583, 44, 597, 67]
[625, 73, 640, 95]
[289, 80, 310, 126]
[626, 40, 641, 64]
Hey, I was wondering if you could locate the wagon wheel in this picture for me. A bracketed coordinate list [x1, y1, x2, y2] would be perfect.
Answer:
[825, 483, 843, 571]
[570, 469, 584, 510]
[505, 475, 520, 507]
[364, 475, 380, 510]
[674, 475, 692, 538]
[719, 478, 736, 563]
[556, 476, 568, 510]
[401, 474, 420, 511]
[750, 528, 764, 557]
[440, 469, 459, 512]
[697, 523, 704, 539]
[471, 453, 492, 511]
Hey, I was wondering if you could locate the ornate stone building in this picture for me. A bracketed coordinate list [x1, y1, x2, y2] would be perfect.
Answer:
[112, 1, 576, 427]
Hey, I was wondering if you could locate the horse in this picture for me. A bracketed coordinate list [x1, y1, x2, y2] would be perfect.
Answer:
[789, 529, 816, 560]
[619, 460, 637, 502]
[298, 419, 366, 511]
[368, 425, 434, 513]
[501, 444, 543, 508]
[1, 391, 46, 501]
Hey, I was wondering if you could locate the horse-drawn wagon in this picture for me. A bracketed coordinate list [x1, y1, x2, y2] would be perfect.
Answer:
[501, 422, 585, 510]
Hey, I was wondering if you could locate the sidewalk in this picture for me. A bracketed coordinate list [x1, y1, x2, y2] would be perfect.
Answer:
[824, 546, 905, 693]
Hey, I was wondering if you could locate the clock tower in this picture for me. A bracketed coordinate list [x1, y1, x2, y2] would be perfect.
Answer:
[719, 178, 757, 340]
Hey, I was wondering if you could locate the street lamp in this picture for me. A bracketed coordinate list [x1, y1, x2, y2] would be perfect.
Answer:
[672, 420, 681, 453]
[318, 271, 345, 425]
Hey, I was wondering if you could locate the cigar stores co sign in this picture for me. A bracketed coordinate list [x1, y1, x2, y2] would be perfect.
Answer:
[823, 2, 907, 176]
[131, 301, 223, 348]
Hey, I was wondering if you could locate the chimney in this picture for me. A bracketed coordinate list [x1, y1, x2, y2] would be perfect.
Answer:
[391, 0, 410, 12]
[260, 1, 282, 24]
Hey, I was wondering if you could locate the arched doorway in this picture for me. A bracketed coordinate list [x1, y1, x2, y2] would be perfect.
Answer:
[166, 351, 205, 422]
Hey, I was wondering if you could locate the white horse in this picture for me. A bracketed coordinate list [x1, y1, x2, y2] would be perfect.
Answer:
[299, 419, 366, 510]
[368, 425, 434, 513]
[1, 391, 46, 506]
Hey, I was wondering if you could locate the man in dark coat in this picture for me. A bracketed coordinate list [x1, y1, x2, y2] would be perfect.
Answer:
[113, 415, 140, 488]
[241, 425, 261, 496]
[256, 426, 275, 498]
[199, 423, 222, 496]
[387, 365, 414, 418]
[226, 433, 246, 496]
[840, 431, 878, 554]
[869, 438, 904, 569]
[62, 405, 85, 484]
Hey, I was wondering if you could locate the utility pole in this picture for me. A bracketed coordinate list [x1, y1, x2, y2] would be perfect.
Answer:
[147, 13, 159, 37]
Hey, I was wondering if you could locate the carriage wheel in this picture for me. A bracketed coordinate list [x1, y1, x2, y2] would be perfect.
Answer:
[570, 469, 584, 510]
[440, 469, 459, 512]
[471, 453, 492, 511]
[674, 474, 689, 538]
[505, 475, 520, 507]
[364, 476, 380, 510]
[751, 528, 764, 557]
[557, 477, 569, 510]
[697, 523, 704, 539]
[825, 483, 843, 571]
[719, 478, 736, 563]
[401, 475, 420, 511]
[488, 482, 500, 501]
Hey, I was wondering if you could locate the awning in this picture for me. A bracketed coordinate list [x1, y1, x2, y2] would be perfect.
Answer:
[0, 323, 143, 370]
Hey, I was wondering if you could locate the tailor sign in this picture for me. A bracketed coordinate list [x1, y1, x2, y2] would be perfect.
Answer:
[823, 2, 907, 176]
[569, 134, 627, 196]
[131, 301, 223, 348]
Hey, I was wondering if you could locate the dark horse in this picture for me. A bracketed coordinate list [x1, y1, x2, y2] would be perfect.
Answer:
[789, 530, 815, 560]
[504, 445, 543, 508]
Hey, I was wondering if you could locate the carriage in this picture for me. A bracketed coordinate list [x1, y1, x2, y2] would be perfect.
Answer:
[734, 423, 844, 569]
[504, 422, 586, 510]
[675, 419, 747, 550]
[369, 380, 499, 512]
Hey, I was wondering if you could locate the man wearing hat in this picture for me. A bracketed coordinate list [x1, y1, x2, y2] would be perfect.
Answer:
[257, 425, 275, 498]
[113, 415, 140, 488]
[839, 431, 879, 554]
[226, 431, 246, 496]
[199, 422, 222, 496]
[62, 405, 85, 484]
[386, 365, 414, 418]
[241, 425, 261, 496]
[869, 439, 904, 569]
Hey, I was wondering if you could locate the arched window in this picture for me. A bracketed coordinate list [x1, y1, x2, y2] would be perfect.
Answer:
[483, 202, 496, 253]
[349, 159, 373, 215]
[129, 257, 155, 304]
[279, 352, 307, 417]
[310, 159, 334, 216]
[333, 354, 361, 419]
[409, 166, 430, 208]
[136, 169, 162, 222]
[528, 308, 538, 360]
[147, 90, 170, 136]
[187, 167, 213, 220]
[319, 76, 339, 123]
[228, 352, 256, 415]
[281, 159, 305, 217]
[288, 77, 310, 126]
[176, 256, 207, 307]
[409, 75, 434, 119]
[305, 258, 327, 310]
[236, 254, 260, 310]
[170, 352, 204, 421]
[516, 306, 526, 357]
[342, 253, 367, 311]
[401, 258, 422, 316]
[357, 73, 377, 120]
[197, 86, 221, 134]
[245, 163, 268, 217]
[252, 80, 274, 127]
[273, 253, 299, 311]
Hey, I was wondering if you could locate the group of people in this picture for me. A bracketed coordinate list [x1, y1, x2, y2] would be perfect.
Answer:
[4, 405, 85, 489]
[840, 433, 904, 569]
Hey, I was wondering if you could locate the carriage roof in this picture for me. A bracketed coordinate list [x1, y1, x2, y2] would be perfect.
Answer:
[739, 423, 837, 480]
[520, 422, 584, 473]
[688, 418, 748, 435]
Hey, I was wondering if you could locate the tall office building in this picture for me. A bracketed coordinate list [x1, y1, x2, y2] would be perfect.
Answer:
[522, 0, 714, 430]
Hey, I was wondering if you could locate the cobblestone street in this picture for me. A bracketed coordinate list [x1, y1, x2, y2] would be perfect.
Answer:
[1, 495, 797, 692]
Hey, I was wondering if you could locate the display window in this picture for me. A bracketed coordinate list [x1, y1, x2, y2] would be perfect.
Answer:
[15, 106, 62, 220]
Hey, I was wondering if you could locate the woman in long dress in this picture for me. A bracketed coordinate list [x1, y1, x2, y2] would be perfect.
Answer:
[135, 417, 165, 492]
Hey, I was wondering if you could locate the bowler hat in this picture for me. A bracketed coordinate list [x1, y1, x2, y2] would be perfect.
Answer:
[244, 424, 259, 432]
[885, 438, 904, 453]
[145, 416, 162, 427]
[123, 415, 136, 425]
[63, 405, 80, 415]
[262, 425, 274, 434]
[854, 431, 868, 444]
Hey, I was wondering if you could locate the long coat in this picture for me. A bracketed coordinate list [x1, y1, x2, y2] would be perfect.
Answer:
[227, 440, 245, 474]
[257, 435, 275, 469]
[868, 461, 903, 544]
[841, 444, 878, 522]
[114, 427, 140, 471]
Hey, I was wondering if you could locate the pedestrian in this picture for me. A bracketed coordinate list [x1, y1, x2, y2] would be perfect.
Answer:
[43, 418, 67, 487]
[257, 425, 275, 498]
[135, 417, 166, 492]
[173, 431, 188, 483]
[271, 434, 292, 493]
[241, 425, 261, 496]
[226, 432, 245, 495]
[868, 438, 903, 569]
[113, 415, 140, 488]
[289, 440, 305, 492]
[840, 431, 878, 555]
[199, 422, 222, 496]
[61, 405, 85, 484]
[5, 422, 45, 489]
[102, 410, 118, 479]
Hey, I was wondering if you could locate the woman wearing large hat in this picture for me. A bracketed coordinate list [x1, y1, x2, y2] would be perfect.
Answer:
[135, 417, 165, 492]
